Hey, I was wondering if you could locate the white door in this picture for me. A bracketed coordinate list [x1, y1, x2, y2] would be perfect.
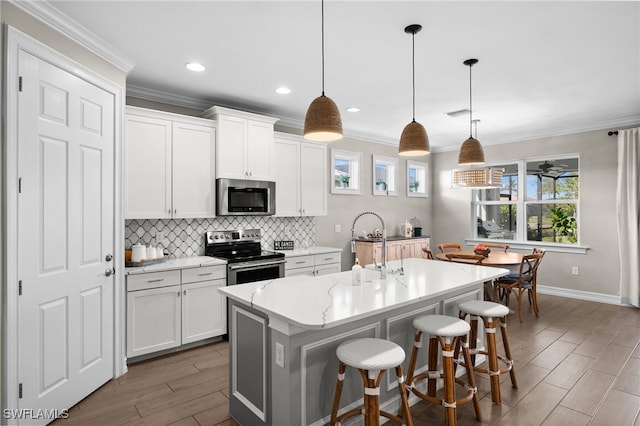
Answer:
[17, 50, 115, 421]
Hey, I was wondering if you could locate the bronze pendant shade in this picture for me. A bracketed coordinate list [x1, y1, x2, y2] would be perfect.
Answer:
[458, 58, 485, 165]
[398, 24, 430, 156]
[304, 94, 343, 142]
[303, 0, 343, 142]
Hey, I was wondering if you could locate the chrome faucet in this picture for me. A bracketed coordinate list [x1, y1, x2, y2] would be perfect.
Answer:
[351, 211, 387, 279]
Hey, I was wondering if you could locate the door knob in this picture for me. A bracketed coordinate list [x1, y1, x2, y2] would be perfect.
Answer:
[105, 268, 115, 277]
[105, 254, 113, 262]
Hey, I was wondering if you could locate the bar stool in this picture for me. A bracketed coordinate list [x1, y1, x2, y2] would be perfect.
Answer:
[330, 338, 413, 426]
[457, 300, 517, 404]
[405, 315, 481, 426]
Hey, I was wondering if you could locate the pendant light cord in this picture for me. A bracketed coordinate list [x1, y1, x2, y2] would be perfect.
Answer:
[321, 0, 325, 96]
[411, 30, 416, 122]
[469, 62, 473, 138]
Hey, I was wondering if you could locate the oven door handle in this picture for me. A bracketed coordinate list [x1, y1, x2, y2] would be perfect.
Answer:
[228, 259, 286, 271]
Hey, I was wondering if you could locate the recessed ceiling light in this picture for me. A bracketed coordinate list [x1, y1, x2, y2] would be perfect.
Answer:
[276, 87, 291, 94]
[186, 62, 206, 72]
[346, 106, 360, 112]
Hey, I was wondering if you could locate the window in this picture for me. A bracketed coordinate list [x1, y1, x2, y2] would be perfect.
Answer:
[472, 156, 579, 246]
[373, 155, 399, 196]
[331, 149, 362, 194]
[407, 160, 428, 197]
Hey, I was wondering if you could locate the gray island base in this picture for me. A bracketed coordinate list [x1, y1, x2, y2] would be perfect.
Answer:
[219, 258, 509, 426]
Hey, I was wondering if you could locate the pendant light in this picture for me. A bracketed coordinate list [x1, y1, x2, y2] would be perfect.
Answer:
[452, 119, 503, 188]
[398, 24, 430, 156]
[457, 58, 485, 165]
[303, 0, 343, 142]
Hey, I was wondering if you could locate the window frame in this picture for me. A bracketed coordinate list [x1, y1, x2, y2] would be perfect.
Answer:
[468, 155, 586, 253]
[407, 160, 428, 198]
[372, 155, 399, 196]
[330, 149, 362, 195]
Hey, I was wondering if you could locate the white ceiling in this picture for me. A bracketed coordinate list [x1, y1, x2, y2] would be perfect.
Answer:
[44, 0, 640, 151]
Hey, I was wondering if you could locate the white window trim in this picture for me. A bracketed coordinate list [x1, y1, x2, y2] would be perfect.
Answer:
[407, 160, 428, 198]
[331, 149, 362, 195]
[470, 156, 584, 253]
[372, 155, 399, 196]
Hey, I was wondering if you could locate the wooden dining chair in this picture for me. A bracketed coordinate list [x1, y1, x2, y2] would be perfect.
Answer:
[444, 253, 485, 264]
[492, 253, 544, 322]
[438, 243, 462, 254]
[483, 243, 510, 252]
[422, 248, 434, 259]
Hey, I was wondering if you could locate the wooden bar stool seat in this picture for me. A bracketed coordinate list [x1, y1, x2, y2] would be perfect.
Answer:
[330, 338, 413, 426]
[405, 315, 481, 426]
[457, 300, 517, 404]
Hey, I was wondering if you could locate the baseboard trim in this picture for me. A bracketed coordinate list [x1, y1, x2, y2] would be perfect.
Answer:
[537, 285, 622, 306]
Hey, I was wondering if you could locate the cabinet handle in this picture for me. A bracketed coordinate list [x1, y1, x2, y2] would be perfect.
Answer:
[183, 290, 187, 295]
[177, 291, 180, 297]
[147, 278, 164, 283]
[198, 272, 213, 276]
[295, 261, 306, 264]
[168, 209, 171, 214]
[174, 209, 177, 214]
[324, 257, 333, 261]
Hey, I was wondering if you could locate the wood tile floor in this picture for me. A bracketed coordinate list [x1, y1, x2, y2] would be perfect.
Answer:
[54, 294, 640, 425]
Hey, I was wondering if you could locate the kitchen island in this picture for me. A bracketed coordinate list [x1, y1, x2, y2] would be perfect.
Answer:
[219, 258, 509, 426]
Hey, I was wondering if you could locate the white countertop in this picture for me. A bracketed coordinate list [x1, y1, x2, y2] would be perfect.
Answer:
[273, 246, 342, 257]
[219, 258, 508, 330]
[125, 256, 226, 275]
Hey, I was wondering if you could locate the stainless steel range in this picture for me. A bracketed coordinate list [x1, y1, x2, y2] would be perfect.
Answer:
[204, 229, 285, 285]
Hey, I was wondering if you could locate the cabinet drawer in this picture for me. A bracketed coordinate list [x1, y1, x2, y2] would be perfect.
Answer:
[285, 255, 314, 270]
[314, 252, 341, 266]
[127, 269, 181, 291]
[182, 265, 226, 284]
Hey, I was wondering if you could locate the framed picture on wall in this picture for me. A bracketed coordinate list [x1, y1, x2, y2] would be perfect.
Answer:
[331, 149, 362, 195]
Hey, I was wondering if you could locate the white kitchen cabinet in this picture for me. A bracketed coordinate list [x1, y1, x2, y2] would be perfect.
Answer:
[273, 133, 327, 216]
[283, 250, 341, 277]
[126, 264, 226, 359]
[202, 106, 278, 180]
[181, 266, 227, 344]
[125, 106, 215, 219]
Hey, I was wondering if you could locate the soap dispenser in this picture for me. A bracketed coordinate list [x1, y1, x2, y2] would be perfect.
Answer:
[352, 258, 363, 286]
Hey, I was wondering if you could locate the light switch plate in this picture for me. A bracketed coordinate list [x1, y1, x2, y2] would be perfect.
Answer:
[275, 342, 285, 368]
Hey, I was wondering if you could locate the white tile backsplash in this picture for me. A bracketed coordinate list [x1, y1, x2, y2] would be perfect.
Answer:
[125, 216, 315, 258]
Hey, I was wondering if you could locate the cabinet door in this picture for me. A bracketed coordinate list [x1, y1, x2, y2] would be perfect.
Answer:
[300, 142, 327, 216]
[285, 266, 315, 277]
[414, 238, 431, 258]
[401, 241, 416, 258]
[217, 114, 247, 179]
[182, 280, 226, 344]
[315, 263, 340, 276]
[125, 114, 172, 219]
[247, 121, 273, 180]
[355, 241, 375, 267]
[127, 285, 181, 358]
[172, 121, 216, 218]
[273, 137, 301, 216]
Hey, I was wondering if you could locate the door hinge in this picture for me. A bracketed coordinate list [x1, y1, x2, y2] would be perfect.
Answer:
[19, 383, 23, 398]
[18, 177, 22, 194]
[19, 280, 22, 296]
[19, 76, 23, 92]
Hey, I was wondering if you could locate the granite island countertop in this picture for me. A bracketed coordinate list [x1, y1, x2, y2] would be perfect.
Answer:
[219, 258, 507, 331]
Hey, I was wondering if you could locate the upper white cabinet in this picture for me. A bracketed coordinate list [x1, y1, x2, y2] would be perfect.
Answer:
[202, 106, 279, 180]
[125, 106, 216, 219]
[273, 133, 327, 216]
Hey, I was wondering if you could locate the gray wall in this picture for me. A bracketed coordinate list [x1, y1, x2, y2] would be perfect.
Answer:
[314, 136, 432, 270]
[431, 129, 621, 297]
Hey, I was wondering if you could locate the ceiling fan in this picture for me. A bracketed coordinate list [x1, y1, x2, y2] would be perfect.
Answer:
[528, 160, 569, 176]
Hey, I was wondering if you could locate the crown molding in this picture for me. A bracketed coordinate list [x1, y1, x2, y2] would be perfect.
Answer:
[9, 0, 134, 72]
[126, 84, 214, 111]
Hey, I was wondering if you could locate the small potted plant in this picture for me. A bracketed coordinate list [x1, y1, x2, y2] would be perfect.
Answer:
[375, 179, 387, 191]
[339, 174, 350, 188]
[474, 244, 490, 257]
[409, 180, 419, 192]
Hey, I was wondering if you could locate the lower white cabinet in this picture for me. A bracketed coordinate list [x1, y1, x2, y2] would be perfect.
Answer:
[126, 264, 226, 359]
[284, 250, 341, 277]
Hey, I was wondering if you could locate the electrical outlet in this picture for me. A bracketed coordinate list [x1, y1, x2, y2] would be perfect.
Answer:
[335, 224, 341, 233]
[275, 342, 285, 368]
[156, 231, 164, 244]
[571, 266, 579, 275]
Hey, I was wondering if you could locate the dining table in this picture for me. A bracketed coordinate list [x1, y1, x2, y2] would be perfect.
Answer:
[436, 250, 524, 269]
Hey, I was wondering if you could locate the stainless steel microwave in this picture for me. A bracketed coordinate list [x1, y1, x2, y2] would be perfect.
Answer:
[216, 178, 276, 216]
